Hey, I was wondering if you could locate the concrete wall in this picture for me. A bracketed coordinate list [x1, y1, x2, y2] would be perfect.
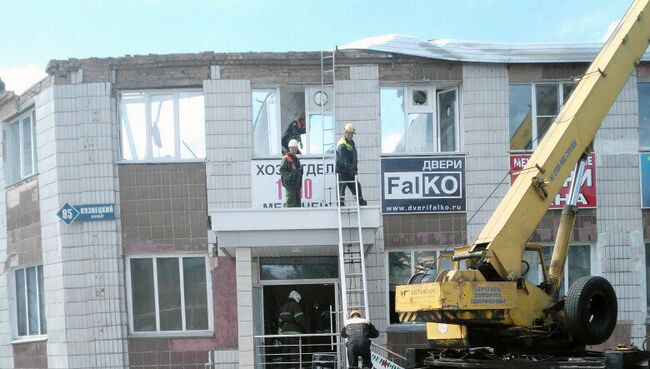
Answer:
[119, 163, 208, 254]
[6, 178, 42, 266]
[204, 79, 252, 210]
[0, 102, 14, 369]
[13, 341, 48, 368]
[594, 75, 646, 345]
[463, 63, 510, 241]
[36, 83, 127, 369]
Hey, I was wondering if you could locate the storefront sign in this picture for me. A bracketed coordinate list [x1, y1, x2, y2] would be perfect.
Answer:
[510, 153, 597, 208]
[640, 153, 650, 208]
[381, 156, 466, 214]
[251, 158, 337, 208]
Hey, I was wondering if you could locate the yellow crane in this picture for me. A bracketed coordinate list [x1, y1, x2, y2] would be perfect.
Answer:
[395, 0, 650, 362]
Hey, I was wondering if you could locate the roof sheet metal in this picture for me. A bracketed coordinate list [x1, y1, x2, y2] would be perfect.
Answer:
[338, 34, 650, 63]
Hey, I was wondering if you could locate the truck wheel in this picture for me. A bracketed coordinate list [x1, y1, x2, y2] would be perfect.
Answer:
[565, 276, 617, 345]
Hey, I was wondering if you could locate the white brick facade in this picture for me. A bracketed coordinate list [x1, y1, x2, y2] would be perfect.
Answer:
[0, 111, 13, 369]
[36, 83, 126, 369]
[463, 63, 510, 241]
[595, 75, 646, 344]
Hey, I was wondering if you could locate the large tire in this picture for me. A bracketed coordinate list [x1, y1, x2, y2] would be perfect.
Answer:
[565, 276, 617, 345]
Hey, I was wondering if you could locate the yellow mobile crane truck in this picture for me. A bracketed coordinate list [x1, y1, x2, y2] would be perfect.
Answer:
[396, 0, 650, 367]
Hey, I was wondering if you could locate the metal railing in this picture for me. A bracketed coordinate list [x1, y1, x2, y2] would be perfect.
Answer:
[254, 332, 342, 368]
[371, 342, 408, 369]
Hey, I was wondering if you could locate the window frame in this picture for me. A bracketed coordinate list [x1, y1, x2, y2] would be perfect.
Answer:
[252, 88, 283, 158]
[637, 80, 650, 151]
[118, 89, 206, 163]
[385, 248, 453, 327]
[509, 82, 576, 152]
[304, 85, 336, 156]
[380, 84, 461, 155]
[125, 254, 214, 337]
[4, 109, 37, 186]
[9, 264, 47, 343]
[538, 243, 598, 295]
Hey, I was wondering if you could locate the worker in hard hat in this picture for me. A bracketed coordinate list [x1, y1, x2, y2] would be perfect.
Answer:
[281, 112, 306, 154]
[341, 310, 378, 369]
[278, 290, 307, 365]
[336, 123, 367, 206]
[280, 139, 303, 207]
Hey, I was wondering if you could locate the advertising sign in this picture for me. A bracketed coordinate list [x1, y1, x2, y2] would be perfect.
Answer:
[251, 158, 337, 208]
[640, 153, 650, 208]
[509, 153, 597, 209]
[381, 156, 466, 214]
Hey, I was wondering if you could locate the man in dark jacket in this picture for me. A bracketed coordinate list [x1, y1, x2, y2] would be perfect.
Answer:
[281, 112, 306, 154]
[280, 139, 303, 207]
[279, 290, 306, 334]
[336, 123, 367, 206]
[341, 310, 378, 369]
[277, 290, 307, 366]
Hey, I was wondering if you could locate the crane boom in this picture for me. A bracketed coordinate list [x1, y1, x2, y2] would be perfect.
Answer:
[471, 0, 650, 279]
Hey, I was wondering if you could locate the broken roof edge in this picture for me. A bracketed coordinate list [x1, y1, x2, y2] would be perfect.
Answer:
[339, 34, 650, 64]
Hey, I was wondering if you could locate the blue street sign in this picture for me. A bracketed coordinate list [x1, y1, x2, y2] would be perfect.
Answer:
[57, 203, 115, 224]
[57, 203, 80, 225]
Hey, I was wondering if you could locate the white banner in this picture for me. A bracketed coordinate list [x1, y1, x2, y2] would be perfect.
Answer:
[251, 158, 337, 208]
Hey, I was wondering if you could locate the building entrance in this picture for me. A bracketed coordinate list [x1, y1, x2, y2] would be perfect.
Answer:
[263, 284, 337, 335]
[254, 257, 341, 368]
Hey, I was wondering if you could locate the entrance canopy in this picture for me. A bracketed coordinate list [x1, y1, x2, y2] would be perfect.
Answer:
[210, 207, 381, 257]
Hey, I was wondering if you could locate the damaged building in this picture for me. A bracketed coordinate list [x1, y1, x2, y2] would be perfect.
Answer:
[0, 35, 649, 368]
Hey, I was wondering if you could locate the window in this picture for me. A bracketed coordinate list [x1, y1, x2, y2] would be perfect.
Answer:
[119, 91, 205, 161]
[387, 250, 453, 324]
[127, 256, 212, 334]
[13, 266, 46, 338]
[509, 82, 576, 151]
[380, 86, 459, 154]
[252, 86, 334, 156]
[638, 82, 650, 149]
[4, 110, 37, 184]
[646, 243, 650, 315]
[253, 89, 281, 157]
[541, 244, 592, 296]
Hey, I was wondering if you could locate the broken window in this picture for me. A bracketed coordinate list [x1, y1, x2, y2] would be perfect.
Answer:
[253, 89, 281, 157]
[119, 91, 205, 161]
[381, 86, 459, 154]
[4, 109, 37, 185]
[252, 86, 334, 156]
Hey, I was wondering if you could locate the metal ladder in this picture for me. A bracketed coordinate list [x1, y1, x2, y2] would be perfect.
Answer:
[320, 50, 336, 155]
[336, 174, 369, 320]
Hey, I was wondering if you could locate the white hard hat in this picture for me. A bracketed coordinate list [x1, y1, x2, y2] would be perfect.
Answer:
[344, 123, 356, 133]
[288, 139, 300, 148]
[289, 290, 302, 302]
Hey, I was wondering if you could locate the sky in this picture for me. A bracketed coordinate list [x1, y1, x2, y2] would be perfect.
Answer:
[0, 0, 632, 94]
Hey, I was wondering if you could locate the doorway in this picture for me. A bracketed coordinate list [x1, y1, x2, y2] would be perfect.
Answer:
[263, 283, 337, 335]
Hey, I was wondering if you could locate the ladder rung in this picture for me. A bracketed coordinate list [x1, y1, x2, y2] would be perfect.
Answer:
[347, 289, 365, 293]
[322, 55, 335, 59]
[345, 272, 363, 277]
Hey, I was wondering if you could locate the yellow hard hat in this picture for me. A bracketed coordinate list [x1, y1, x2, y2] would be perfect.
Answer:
[349, 309, 361, 318]
[344, 123, 356, 133]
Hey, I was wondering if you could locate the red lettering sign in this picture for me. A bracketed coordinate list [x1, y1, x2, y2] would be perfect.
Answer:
[509, 153, 597, 209]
